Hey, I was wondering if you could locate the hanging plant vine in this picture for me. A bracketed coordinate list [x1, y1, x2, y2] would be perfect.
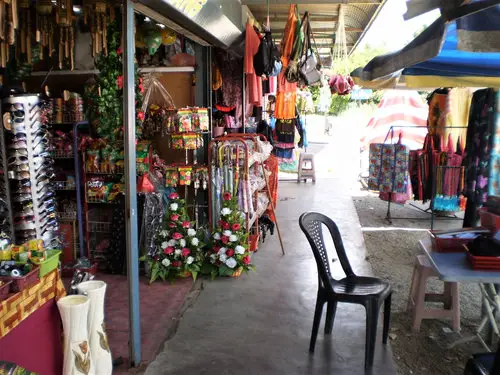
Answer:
[85, 17, 145, 141]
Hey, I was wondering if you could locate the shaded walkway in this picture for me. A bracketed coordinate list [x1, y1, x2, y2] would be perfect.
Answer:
[145, 179, 396, 375]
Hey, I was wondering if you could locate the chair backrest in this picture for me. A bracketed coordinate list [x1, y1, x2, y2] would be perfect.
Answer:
[299, 212, 355, 291]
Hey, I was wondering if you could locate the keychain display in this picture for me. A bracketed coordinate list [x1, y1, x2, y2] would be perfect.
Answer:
[164, 164, 208, 189]
[171, 133, 203, 150]
[144, 105, 210, 136]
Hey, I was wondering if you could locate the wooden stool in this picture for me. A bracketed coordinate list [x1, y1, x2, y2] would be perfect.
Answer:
[297, 153, 316, 183]
[407, 254, 460, 332]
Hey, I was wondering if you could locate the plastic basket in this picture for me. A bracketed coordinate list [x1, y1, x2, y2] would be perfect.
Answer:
[0, 280, 12, 301]
[0, 266, 40, 293]
[31, 250, 62, 277]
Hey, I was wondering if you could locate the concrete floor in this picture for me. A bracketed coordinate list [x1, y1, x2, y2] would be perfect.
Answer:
[145, 178, 397, 375]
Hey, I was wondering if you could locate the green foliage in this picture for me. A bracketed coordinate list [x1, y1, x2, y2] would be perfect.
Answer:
[329, 94, 351, 116]
[85, 18, 145, 141]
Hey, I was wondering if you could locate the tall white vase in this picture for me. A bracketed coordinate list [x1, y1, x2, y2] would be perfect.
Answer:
[57, 295, 95, 375]
[77, 280, 113, 375]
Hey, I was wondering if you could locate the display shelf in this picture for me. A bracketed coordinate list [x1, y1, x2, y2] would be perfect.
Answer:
[54, 181, 76, 190]
[85, 171, 124, 176]
[52, 150, 74, 159]
[58, 212, 77, 221]
[30, 66, 195, 77]
[88, 221, 112, 233]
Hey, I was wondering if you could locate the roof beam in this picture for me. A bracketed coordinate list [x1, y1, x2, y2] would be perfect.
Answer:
[243, 0, 381, 4]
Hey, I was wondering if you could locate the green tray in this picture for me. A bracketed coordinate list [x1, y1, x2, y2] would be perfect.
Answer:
[31, 250, 61, 278]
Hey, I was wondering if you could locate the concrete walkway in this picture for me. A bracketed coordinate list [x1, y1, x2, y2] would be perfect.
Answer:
[145, 178, 397, 375]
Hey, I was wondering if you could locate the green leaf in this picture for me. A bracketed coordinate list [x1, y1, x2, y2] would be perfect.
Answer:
[191, 271, 198, 281]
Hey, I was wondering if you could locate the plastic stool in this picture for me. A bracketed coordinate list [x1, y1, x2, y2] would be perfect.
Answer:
[297, 153, 316, 183]
[407, 254, 460, 332]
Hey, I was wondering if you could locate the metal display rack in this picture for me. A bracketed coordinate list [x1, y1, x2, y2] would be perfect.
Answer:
[0, 107, 13, 240]
[3, 95, 58, 246]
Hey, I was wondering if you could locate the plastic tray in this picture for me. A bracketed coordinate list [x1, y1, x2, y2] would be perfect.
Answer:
[430, 228, 489, 253]
[31, 250, 62, 277]
[479, 209, 500, 230]
[465, 245, 500, 270]
[0, 266, 40, 293]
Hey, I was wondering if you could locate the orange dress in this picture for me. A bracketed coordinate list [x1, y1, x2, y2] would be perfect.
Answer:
[280, 4, 298, 68]
[245, 22, 262, 106]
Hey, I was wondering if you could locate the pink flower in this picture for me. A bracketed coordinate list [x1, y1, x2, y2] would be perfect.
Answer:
[168, 222, 176, 228]
[139, 84, 145, 94]
[181, 248, 190, 257]
[117, 75, 124, 89]
[223, 192, 232, 201]
[164, 247, 174, 255]
[221, 222, 230, 230]
[171, 214, 179, 221]
[226, 249, 235, 257]
[172, 261, 182, 267]
[168, 192, 179, 199]
[213, 246, 220, 253]
[137, 111, 145, 121]
[117, 47, 122, 55]
[221, 236, 229, 244]
[232, 223, 241, 231]
[182, 221, 190, 228]
[172, 232, 183, 240]
[242, 256, 251, 265]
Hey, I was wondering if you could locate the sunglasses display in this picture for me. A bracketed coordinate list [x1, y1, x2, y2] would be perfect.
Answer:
[2, 95, 59, 246]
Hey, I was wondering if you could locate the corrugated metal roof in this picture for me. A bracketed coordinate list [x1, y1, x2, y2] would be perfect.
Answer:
[247, 1, 384, 59]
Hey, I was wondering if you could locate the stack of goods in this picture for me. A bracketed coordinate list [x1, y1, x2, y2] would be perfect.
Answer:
[3, 95, 59, 248]
[49, 93, 85, 124]
[87, 179, 124, 203]
[165, 165, 208, 189]
[143, 105, 209, 137]
[52, 130, 75, 157]
[0, 239, 61, 298]
[85, 140, 125, 175]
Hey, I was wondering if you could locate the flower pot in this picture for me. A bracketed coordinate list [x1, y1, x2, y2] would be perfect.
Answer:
[177, 271, 192, 278]
[230, 267, 243, 278]
[57, 295, 95, 375]
[77, 281, 112, 375]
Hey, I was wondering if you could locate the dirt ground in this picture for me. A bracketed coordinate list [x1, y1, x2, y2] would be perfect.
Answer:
[353, 193, 494, 375]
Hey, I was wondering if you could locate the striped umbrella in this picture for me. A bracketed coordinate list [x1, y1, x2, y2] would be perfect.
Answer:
[361, 90, 428, 151]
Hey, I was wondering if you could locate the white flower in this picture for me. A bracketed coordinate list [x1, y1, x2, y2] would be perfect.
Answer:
[187, 228, 197, 237]
[161, 258, 171, 267]
[223, 230, 232, 237]
[191, 237, 199, 246]
[170, 203, 178, 211]
[210, 254, 217, 263]
[175, 249, 182, 255]
[161, 241, 168, 249]
[235, 245, 245, 254]
[218, 247, 227, 255]
[229, 235, 238, 242]
[168, 239, 177, 247]
[186, 256, 194, 265]
[221, 207, 232, 216]
[179, 239, 186, 247]
[219, 253, 228, 262]
[160, 230, 168, 237]
[213, 233, 221, 240]
[225, 257, 237, 269]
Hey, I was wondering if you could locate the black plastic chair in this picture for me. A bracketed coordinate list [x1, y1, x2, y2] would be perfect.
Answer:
[299, 212, 393, 370]
[464, 341, 500, 375]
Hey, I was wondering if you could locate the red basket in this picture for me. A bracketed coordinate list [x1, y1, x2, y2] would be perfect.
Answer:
[0, 280, 12, 301]
[430, 228, 490, 253]
[0, 266, 40, 293]
[249, 233, 260, 252]
[465, 245, 500, 270]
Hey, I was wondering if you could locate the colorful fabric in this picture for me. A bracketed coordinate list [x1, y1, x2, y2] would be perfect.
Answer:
[0, 270, 66, 338]
[264, 155, 279, 222]
[279, 4, 298, 68]
[244, 22, 262, 107]
[368, 143, 410, 193]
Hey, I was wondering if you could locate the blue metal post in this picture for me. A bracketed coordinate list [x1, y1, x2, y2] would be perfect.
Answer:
[123, 0, 141, 366]
[73, 121, 88, 257]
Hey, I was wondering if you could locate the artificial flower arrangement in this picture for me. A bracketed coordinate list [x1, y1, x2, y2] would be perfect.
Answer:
[144, 192, 205, 282]
[203, 191, 255, 278]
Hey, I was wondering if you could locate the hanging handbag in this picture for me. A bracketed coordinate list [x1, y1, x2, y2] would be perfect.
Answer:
[299, 14, 322, 86]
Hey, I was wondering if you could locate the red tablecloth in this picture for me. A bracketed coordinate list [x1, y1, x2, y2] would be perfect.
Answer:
[0, 299, 63, 374]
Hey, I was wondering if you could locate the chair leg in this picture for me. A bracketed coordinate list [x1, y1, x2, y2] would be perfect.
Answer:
[324, 301, 337, 335]
[406, 262, 419, 312]
[309, 297, 324, 353]
[412, 267, 429, 332]
[364, 300, 379, 370]
[383, 293, 392, 345]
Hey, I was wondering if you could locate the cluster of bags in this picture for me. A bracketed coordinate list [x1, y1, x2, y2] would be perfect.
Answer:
[283, 11, 322, 87]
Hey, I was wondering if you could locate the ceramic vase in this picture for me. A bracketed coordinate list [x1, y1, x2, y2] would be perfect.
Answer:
[77, 280, 113, 375]
[57, 295, 95, 375]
